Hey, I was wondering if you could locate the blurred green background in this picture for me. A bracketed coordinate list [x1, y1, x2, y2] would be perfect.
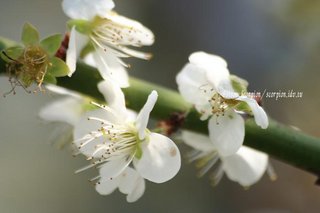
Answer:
[0, 0, 320, 212]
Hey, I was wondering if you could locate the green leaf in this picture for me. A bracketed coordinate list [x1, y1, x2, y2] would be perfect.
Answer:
[230, 74, 249, 94]
[40, 34, 62, 56]
[0, 46, 23, 62]
[21, 23, 40, 46]
[47, 57, 70, 77]
[67, 19, 92, 34]
[43, 73, 57, 84]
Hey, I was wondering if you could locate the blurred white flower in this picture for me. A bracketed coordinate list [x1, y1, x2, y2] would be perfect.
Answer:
[95, 167, 145, 203]
[39, 85, 90, 148]
[62, 0, 154, 88]
[62, 0, 115, 20]
[182, 130, 269, 187]
[176, 51, 268, 156]
[39, 85, 85, 125]
[74, 80, 181, 184]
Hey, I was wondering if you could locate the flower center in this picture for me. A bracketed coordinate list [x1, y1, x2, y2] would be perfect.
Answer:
[209, 92, 228, 116]
[20, 46, 48, 84]
[77, 114, 144, 167]
[95, 123, 139, 159]
[199, 85, 240, 123]
[88, 15, 152, 60]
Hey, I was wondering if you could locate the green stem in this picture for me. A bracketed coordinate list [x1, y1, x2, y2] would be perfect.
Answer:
[1, 37, 320, 177]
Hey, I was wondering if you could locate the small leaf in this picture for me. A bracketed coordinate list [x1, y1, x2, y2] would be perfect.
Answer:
[21, 23, 40, 46]
[43, 73, 57, 84]
[40, 34, 62, 56]
[47, 57, 70, 77]
[0, 46, 23, 62]
[67, 19, 92, 34]
[230, 74, 249, 95]
[0, 37, 17, 51]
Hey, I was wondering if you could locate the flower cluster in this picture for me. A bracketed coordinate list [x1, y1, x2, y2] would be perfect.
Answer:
[35, 0, 272, 203]
[176, 51, 271, 186]
[38, 0, 180, 202]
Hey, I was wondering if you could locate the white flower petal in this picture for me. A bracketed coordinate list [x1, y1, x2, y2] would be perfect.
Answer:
[176, 63, 211, 106]
[39, 97, 83, 125]
[118, 167, 137, 194]
[118, 167, 145, 202]
[208, 110, 245, 156]
[236, 96, 269, 129]
[62, 0, 115, 20]
[189, 51, 227, 68]
[222, 146, 268, 187]
[95, 176, 120, 195]
[126, 174, 145, 203]
[66, 27, 88, 76]
[216, 80, 239, 99]
[126, 109, 138, 123]
[134, 133, 181, 183]
[90, 49, 130, 88]
[181, 130, 215, 152]
[99, 158, 131, 180]
[104, 12, 155, 46]
[97, 79, 127, 121]
[45, 84, 82, 99]
[135, 91, 158, 140]
[189, 51, 230, 90]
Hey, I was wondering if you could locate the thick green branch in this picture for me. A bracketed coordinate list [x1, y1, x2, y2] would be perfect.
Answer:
[1, 37, 320, 177]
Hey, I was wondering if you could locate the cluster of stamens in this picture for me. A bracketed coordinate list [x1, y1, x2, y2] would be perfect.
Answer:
[187, 149, 224, 187]
[208, 92, 228, 116]
[90, 16, 152, 61]
[74, 102, 139, 175]
[3, 46, 49, 96]
[200, 86, 230, 124]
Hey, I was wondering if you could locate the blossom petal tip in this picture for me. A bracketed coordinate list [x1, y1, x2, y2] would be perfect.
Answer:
[150, 90, 158, 98]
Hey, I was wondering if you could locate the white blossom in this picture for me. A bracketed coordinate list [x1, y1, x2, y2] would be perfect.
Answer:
[39, 85, 86, 126]
[95, 167, 145, 203]
[39, 85, 90, 147]
[176, 51, 268, 156]
[182, 130, 268, 187]
[62, 0, 154, 88]
[73, 80, 181, 184]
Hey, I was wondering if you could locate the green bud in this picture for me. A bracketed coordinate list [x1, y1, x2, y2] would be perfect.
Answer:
[1, 23, 70, 94]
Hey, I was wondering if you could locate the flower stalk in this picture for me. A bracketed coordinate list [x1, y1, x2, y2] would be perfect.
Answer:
[1, 37, 320, 177]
